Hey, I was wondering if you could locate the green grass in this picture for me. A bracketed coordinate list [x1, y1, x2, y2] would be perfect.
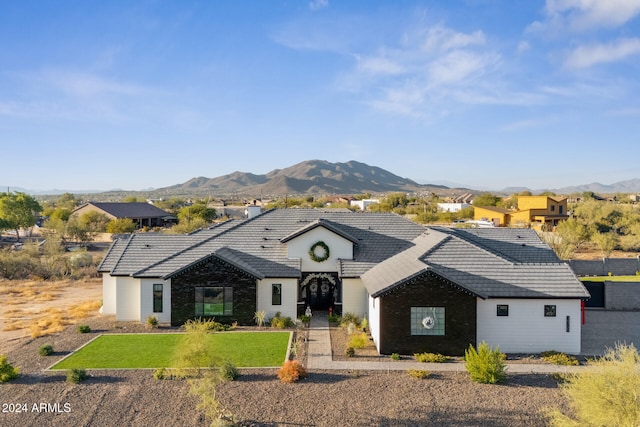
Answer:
[581, 276, 640, 282]
[50, 332, 290, 370]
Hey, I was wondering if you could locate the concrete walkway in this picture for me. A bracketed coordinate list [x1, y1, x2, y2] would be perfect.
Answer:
[306, 312, 585, 374]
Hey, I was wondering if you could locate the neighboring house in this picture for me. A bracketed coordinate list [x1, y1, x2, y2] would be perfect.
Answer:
[350, 199, 380, 211]
[72, 202, 177, 229]
[437, 202, 471, 213]
[473, 206, 511, 226]
[99, 208, 588, 355]
[474, 196, 569, 229]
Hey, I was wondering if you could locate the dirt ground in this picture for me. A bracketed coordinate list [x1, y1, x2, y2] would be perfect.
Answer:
[0, 283, 568, 427]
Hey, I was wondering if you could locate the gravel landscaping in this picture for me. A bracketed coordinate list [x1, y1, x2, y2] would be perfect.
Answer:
[0, 315, 569, 426]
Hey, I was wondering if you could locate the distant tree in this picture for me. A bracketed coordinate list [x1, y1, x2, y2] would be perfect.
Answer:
[124, 196, 143, 203]
[177, 203, 217, 224]
[538, 191, 556, 196]
[56, 193, 80, 210]
[0, 192, 42, 240]
[457, 206, 475, 219]
[556, 218, 591, 250]
[592, 231, 619, 257]
[472, 193, 502, 207]
[49, 207, 72, 222]
[106, 218, 137, 234]
[169, 217, 208, 234]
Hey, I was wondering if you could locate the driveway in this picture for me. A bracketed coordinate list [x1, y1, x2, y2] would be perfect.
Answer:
[581, 309, 640, 356]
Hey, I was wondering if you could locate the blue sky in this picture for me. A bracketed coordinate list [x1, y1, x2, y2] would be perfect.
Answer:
[1, 0, 639, 192]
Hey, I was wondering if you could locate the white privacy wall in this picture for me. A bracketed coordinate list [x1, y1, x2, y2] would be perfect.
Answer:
[286, 227, 353, 272]
[114, 277, 141, 321]
[342, 278, 369, 318]
[102, 273, 117, 315]
[257, 278, 298, 320]
[476, 299, 582, 354]
[368, 296, 381, 352]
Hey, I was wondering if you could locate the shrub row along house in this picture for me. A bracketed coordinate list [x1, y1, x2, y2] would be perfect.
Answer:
[99, 208, 589, 355]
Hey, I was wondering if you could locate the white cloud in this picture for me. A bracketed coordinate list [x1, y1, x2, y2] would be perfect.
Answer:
[309, 0, 328, 11]
[564, 38, 640, 68]
[530, 0, 640, 33]
[428, 50, 498, 87]
[422, 26, 486, 52]
[43, 70, 148, 98]
[516, 41, 530, 53]
[355, 55, 405, 75]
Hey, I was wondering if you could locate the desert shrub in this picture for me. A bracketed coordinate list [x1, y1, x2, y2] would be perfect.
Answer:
[345, 347, 355, 357]
[253, 310, 266, 328]
[407, 369, 431, 379]
[219, 360, 239, 381]
[541, 351, 579, 366]
[348, 332, 368, 349]
[270, 313, 294, 329]
[0, 251, 41, 280]
[146, 315, 159, 329]
[340, 312, 361, 328]
[182, 318, 231, 333]
[153, 368, 166, 380]
[69, 253, 93, 268]
[391, 353, 401, 361]
[66, 368, 88, 383]
[360, 316, 368, 331]
[298, 314, 311, 325]
[38, 344, 54, 356]
[0, 355, 19, 382]
[464, 342, 506, 384]
[546, 344, 640, 427]
[277, 360, 307, 383]
[327, 313, 341, 324]
[77, 325, 91, 333]
[414, 352, 449, 363]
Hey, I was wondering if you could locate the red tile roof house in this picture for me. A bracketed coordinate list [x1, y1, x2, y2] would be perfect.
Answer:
[99, 209, 589, 355]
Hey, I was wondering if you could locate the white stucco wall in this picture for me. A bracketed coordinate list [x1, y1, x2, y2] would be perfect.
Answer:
[477, 298, 582, 354]
[114, 277, 141, 321]
[140, 279, 171, 324]
[102, 273, 117, 315]
[257, 278, 298, 320]
[286, 227, 353, 272]
[368, 295, 381, 352]
[342, 278, 368, 319]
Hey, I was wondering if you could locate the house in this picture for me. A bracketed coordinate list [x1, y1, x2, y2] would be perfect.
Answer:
[350, 199, 380, 211]
[99, 208, 588, 355]
[474, 196, 569, 229]
[72, 202, 177, 229]
[437, 202, 471, 213]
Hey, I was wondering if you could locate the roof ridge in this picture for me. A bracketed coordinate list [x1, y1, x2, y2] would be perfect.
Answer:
[436, 229, 520, 265]
[110, 234, 137, 273]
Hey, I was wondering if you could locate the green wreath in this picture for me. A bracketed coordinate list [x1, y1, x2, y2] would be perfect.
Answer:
[309, 241, 330, 262]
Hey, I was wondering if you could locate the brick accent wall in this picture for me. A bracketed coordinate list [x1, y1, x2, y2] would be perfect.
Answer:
[378, 273, 476, 356]
[170, 256, 257, 326]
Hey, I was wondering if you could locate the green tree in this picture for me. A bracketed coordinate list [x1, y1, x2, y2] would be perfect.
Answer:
[56, 193, 79, 210]
[106, 218, 137, 234]
[472, 193, 502, 207]
[0, 192, 42, 241]
[178, 203, 217, 224]
[556, 218, 591, 250]
[546, 344, 640, 427]
[592, 231, 619, 257]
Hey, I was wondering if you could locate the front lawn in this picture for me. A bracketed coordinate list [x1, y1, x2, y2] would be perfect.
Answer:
[50, 331, 290, 370]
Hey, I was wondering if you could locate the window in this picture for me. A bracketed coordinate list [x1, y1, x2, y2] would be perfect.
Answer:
[559, 205, 563, 214]
[153, 284, 163, 313]
[411, 307, 445, 336]
[544, 305, 556, 317]
[497, 304, 509, 316]
[272, 284, 282, 306]
[195, 286, 233, 316]
[551, 205, 555, 212]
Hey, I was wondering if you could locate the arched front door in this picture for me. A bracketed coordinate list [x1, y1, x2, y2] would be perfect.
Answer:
[299, 273, 341, 311]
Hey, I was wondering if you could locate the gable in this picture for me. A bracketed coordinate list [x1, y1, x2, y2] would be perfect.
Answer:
[284, 225, 354, 273]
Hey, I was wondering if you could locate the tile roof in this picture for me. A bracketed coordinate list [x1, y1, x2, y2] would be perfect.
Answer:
[100, 209, 589, 300]
[77, 202, 173, 219]
[363, 227, 589, 299]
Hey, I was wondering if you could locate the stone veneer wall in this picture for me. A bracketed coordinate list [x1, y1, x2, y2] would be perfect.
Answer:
[378, 273, 476, 356]
[170, 257, 257, 326]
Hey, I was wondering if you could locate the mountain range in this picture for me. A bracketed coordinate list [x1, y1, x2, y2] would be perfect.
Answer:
[4, 160, 640, 197]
